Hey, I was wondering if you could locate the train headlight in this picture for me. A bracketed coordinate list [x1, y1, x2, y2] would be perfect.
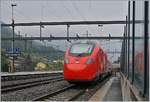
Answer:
[64, 58, 69, 64]
[85, 58, 93, 64]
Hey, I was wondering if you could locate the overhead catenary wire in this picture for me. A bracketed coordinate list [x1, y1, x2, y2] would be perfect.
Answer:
[2, 1, 33, 22]
[70, 0, 94, 37]
[40, 4, 44, 21]
[60, 1, 74, 20]
[70, 0, 86, 21]
[45, 1, 62, 20]
[88, 0, 95, 20]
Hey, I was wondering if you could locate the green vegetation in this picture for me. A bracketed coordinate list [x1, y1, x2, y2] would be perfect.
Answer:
[34, 58, 64, 71]
[47, 61, 63, 71]
[1, 22, 64, 72]
[1, 24, 64, 61]
[1, 50, 10, 72]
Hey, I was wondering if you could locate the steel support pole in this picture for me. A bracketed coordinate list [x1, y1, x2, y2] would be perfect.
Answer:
[40, 24, 42, 41]
[12, 19, 15, 73]
[143, 1, 149, 97]
[67, 24, 70, 42]
[132, 1, 135, 84]
[128, 1, 130, 78]
[25, 34, 27, 52]
[11, 4, 17, 73]
[125, 16, 128, 76]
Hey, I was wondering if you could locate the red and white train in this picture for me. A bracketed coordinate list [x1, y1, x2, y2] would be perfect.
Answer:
[63, 41, 111, 83]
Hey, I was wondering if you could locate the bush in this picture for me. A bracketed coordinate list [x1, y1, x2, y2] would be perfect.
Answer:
[1, 51, 10, 72]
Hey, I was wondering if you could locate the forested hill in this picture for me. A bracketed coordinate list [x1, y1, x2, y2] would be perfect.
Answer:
[1, 22, 64, 61]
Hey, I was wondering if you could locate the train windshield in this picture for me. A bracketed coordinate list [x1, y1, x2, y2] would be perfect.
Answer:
[69, 43, 95, 57]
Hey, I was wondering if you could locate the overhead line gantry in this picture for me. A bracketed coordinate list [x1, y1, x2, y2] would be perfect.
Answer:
[1, 20, 143, 26]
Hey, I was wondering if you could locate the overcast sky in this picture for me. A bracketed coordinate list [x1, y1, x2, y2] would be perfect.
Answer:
[1, 0, 128, 62]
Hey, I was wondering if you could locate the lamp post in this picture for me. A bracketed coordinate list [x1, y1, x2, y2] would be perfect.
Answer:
[11, 3, 17, 73]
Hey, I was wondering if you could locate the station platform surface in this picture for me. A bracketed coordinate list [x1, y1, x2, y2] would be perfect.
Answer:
[90, 73, 122, 101]
[103, 76, 122, 101]
[1, 71, 63, 76]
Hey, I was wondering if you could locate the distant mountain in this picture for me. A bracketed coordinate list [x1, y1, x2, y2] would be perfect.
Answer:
[1, 22, 64, 61]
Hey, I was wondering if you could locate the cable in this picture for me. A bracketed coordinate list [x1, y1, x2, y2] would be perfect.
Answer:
[10, 0, 33, 20]
[70, 0, 95, 37]
[70, 0, 86, 21]
[2, 1, 32, 21]
[88, 0, 91, 11]
[45, 1, 62, 20]
[100, 40, 122, 45]
[40, 4, 44, 21]
[60, 1, 74, 20]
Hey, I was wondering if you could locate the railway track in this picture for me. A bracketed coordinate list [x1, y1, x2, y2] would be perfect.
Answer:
[2, 76, 63, 93]
[32, 84, 85, 101]
[32, 73, 111, 101]
[76, 74, 111, 101]
[2, 72, 63, 81]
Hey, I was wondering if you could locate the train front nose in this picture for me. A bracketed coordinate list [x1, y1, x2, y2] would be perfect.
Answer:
[64, 64, 92, 81]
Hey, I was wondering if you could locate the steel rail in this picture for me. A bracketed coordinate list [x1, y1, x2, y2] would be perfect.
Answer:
[32, 73, 111, 101]
[66, 90, 85, 101]
[1, 72, 63, 81]
[1, 76, 63, 93]
[32, 84, 76, 101]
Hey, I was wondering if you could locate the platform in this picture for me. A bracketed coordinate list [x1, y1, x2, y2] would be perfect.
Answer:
[103, 76, 122, 101]
[1, 71, 63, 76]
[90, 73, 122, 101]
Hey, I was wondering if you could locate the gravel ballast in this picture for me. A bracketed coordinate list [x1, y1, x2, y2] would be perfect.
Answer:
[1, 80, 69, 101]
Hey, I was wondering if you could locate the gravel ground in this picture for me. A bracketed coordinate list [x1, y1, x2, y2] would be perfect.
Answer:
[75, 76, 111, 101]
[47, 88, 83, 101]
[2, 76, 62, 87]
[1, 80, 69, 101]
